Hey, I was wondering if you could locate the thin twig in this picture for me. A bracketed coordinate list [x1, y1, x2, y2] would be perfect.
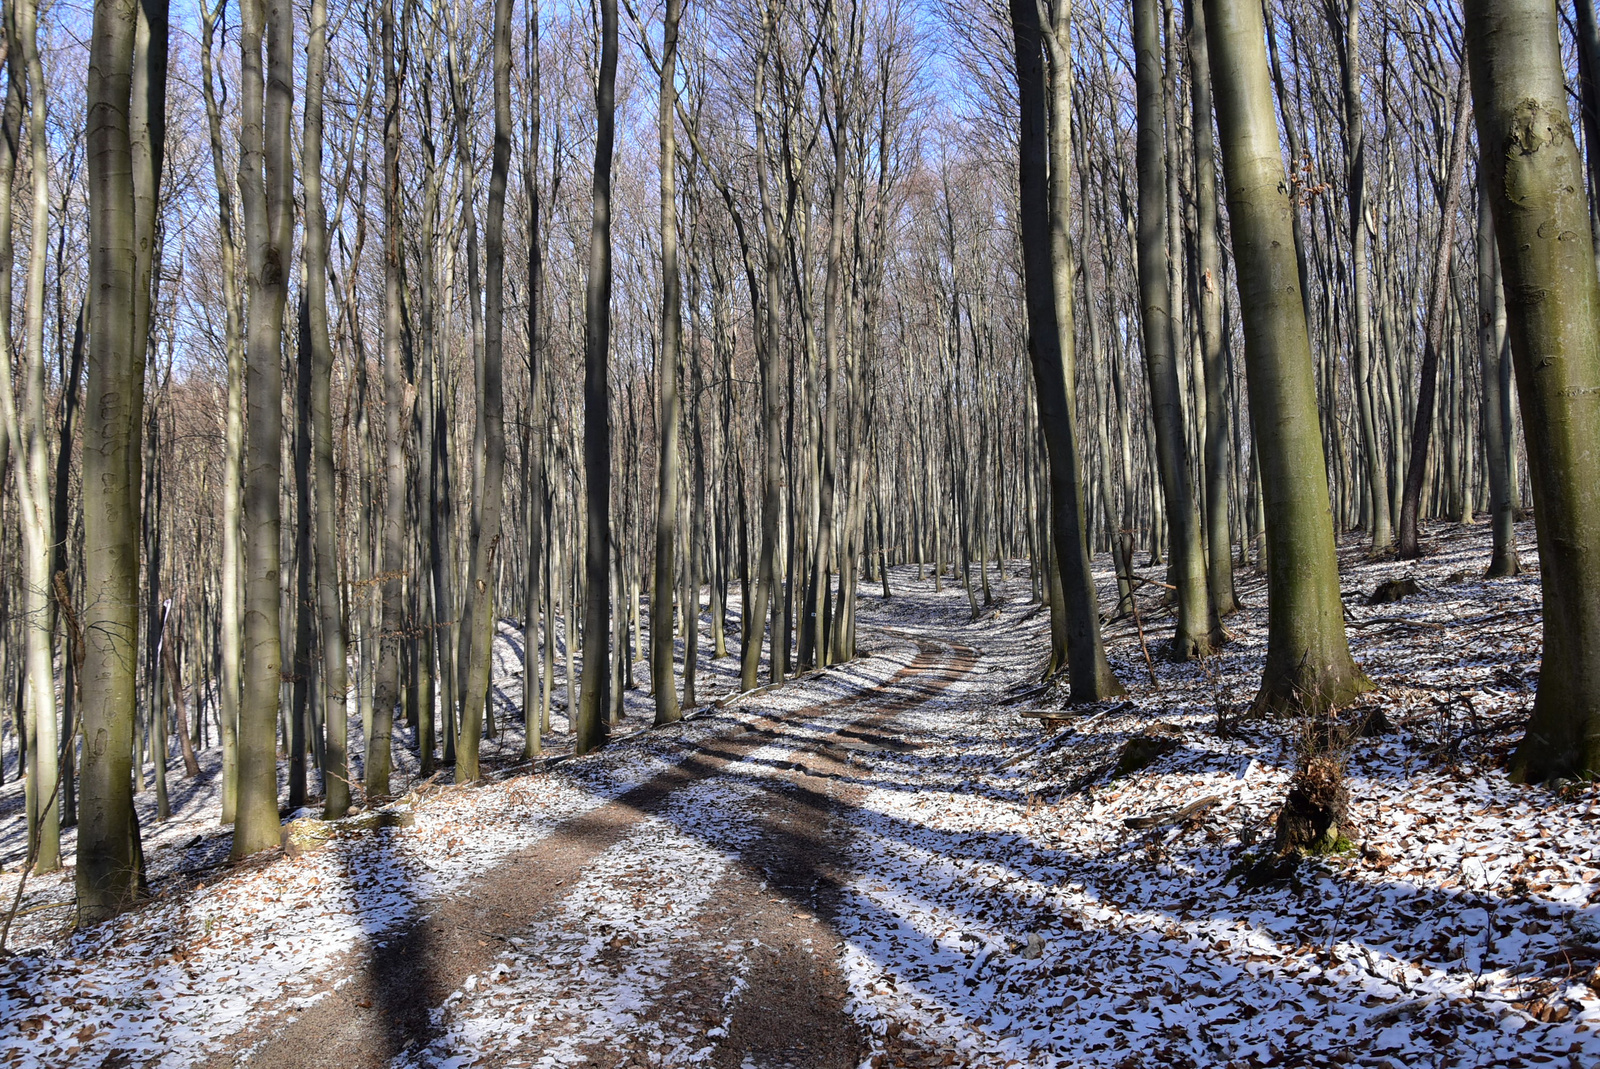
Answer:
[1129, 585, 1159, 685]
[1, 777, 63, 954]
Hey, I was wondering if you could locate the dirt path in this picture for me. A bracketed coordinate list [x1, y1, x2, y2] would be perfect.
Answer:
[213, 634, 977, 1069]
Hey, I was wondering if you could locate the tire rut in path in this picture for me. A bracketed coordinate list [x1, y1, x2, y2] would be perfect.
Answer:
[213, 635, 977, 1069]
[702, 637, 979, 1069]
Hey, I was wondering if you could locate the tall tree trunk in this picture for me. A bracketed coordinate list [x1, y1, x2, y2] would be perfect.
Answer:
[576, 0, 618, 754]
[741, 6, 785, 694]
[233, 0, 293, 858]
[522, 0, 546, 758]
[809, 9, 851, 672]
[79, 0, 153, 921]
[303, 0, 350, 818]
[1187, 0, 1237, 615]
[200, 0, 243, 827]
[457, 0, 512, 781]
[651, 0, 685, 726]
[1331, 0, 1391, 554]
[0, 0, 62, 872]
[1476, 171, 1520, 579]
[290, 302, 313, 810]
[1397, 62, 1471, 559]
[1205, 0, 1369, 714]
[1011, 0, 1124, 700]
[1467, 0, 1600, 780]
[370, 0, 406, 795]
[1135, 0, 1216, 660]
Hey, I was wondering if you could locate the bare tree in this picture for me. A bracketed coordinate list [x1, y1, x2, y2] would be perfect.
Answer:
[232, 0, 294, 858]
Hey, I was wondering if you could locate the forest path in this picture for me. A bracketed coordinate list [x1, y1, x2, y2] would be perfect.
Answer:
[220, 630, 979, 1069]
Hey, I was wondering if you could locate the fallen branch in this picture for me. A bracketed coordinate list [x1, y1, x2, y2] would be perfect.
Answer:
[1427, 717, 1529, 761]
[1123, 794, 1222, 830]
[993, 708, 1118, 772]
[1346, 616, 1447, 631]
[1368, 996, 1435, 1028]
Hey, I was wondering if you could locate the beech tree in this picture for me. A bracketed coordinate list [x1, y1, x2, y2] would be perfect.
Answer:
[233, 0, 294, 859]
[1204, 0, 1369, 714]
[1467, 0, 1600, 781]
[576, 0, 619, 755]
[78, 0, 162, 922]
[1009, 0, 1122, 700]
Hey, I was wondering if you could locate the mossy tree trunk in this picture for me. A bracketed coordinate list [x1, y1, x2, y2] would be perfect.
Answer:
[1203, 0, 1370, 715]
[1466, 0, 1600, 781]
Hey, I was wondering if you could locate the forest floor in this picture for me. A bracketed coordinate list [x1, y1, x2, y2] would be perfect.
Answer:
[4, 521, 1600, 1068]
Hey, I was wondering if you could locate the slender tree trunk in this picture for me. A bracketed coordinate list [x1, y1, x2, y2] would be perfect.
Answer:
[199, 0, 243, 827]
[651, 0, 685, 726]
[1331, 0, 1391, 554]
[1135, 0, 1216, 660]
[0, 0, 61, 872]
[1467, 0, 1600, 780]
[1187, 0, 1237, 615]
[521, 0, 546, 759]
[303, 0, 349, 818]
[741, 8, 785, 694]
[457, 0, 512, 781]
[233, 0, 293, 858]
[290, 298, 313, 811]
[576, 0, 618, 754]
[369, 0, 406, 795]
[1011, 0, 1124, 700]
[1398, 63, 1471, 559]
[1476, 172, 1520, 579]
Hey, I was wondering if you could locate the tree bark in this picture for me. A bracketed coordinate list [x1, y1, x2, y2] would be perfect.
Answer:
[1466, 0, 1600, 780]
[651, 0, 685, 726]
[370, 0, 406, 796]
[740, 5, 786, 694]
[457, 0, 513, 781]
[79, 0, 149, 921]
[233, 0, 293, 858]
[1204, 0, 1370, 715]
[0, 0, 61, 872]
[302, 0, 350, 818]
[576, 0, 619, 754]
[1135, 0, 1217, 660]
[1475, 170, 1520, 579]
[1010, 0, 1124, 700]
[199, 0, 243, 827]
[1187, 0, 1238, 615]
[522, 0, 546, 759]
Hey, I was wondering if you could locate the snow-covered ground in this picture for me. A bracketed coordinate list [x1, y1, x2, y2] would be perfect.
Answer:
[834, 525, 1591, 1068]
[4, 522, 1598, 1068]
